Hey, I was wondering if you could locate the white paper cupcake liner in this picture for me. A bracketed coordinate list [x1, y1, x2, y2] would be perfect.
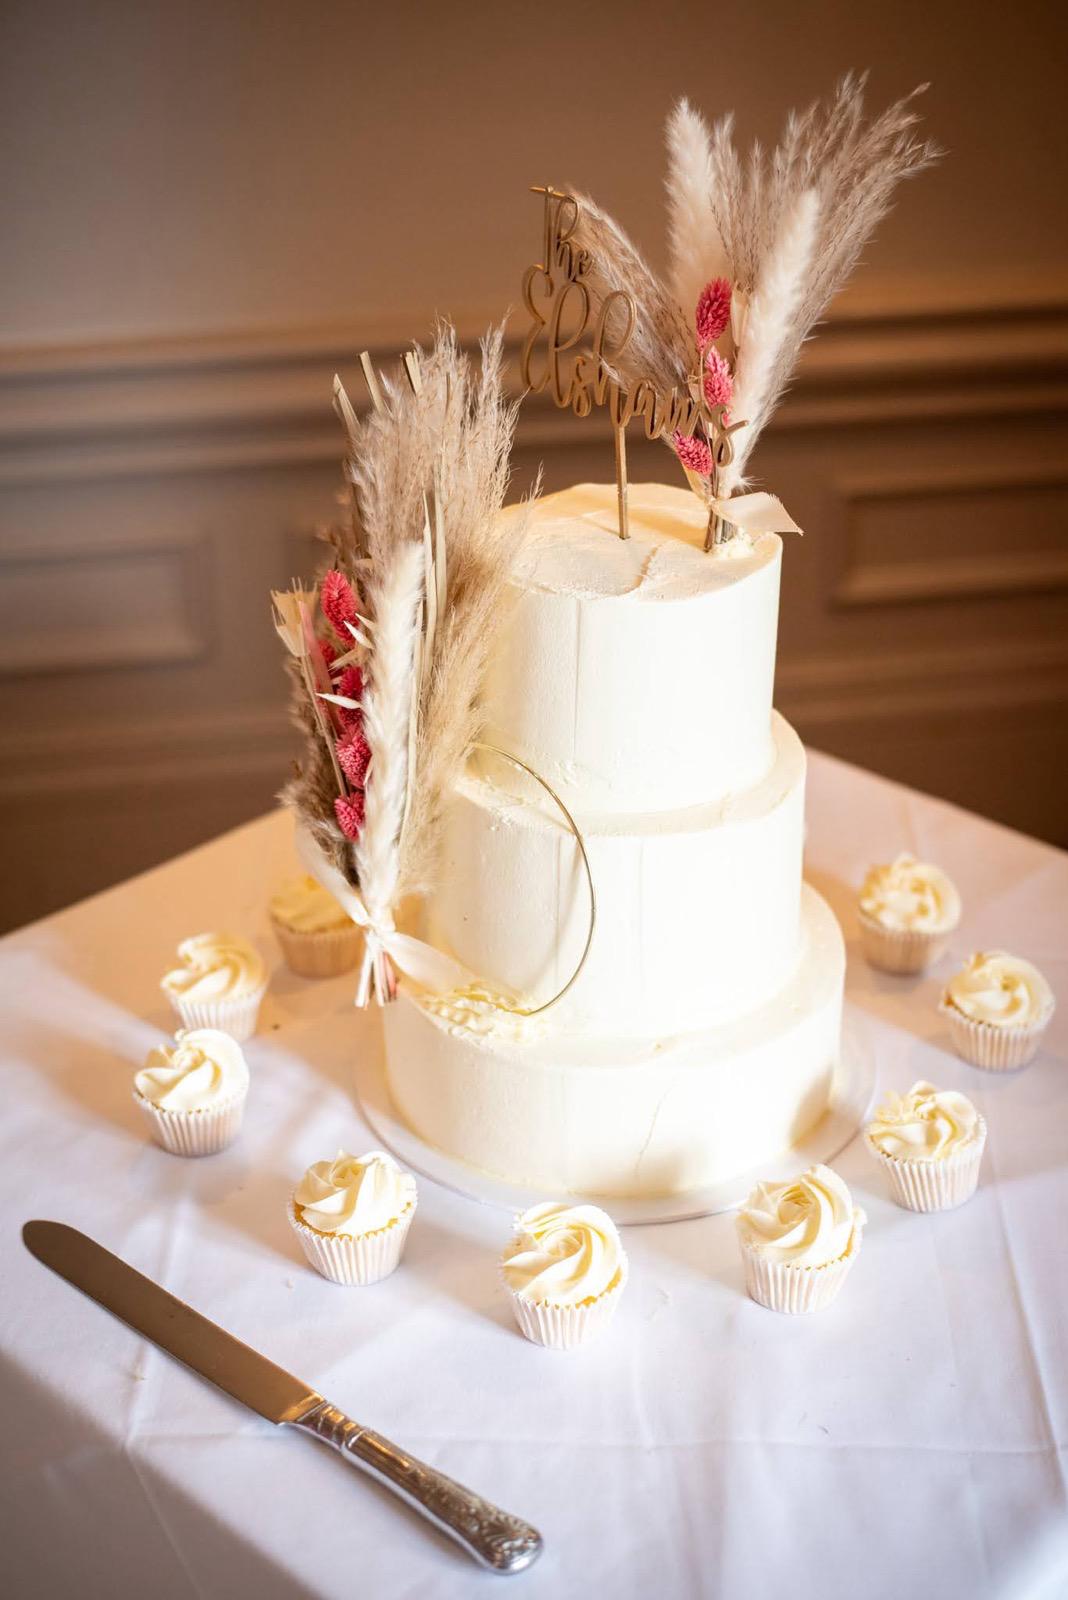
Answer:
[271, 918, 361, 979]
[165, 984, 267, 1043]
[287, 1196, 416, 1285]
[503, 1259, 629, 1350]
[858, 911, 952, 975]
[865, 1121, 986, 1211]
[939, 1000, 1051, 1072]
[740, 1225, 862, 1314]
[134, 1087, 247, 1156]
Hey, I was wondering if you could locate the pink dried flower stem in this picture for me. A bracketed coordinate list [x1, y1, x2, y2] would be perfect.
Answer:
[321, 569, 360, 644]
[330, 665, 365, 733]
[335, 790, 365, 840]
[296, 600, 347, 796]
[695, 278, 732, 345]
[337, 727, 371, 787]
[703, 348, 734, 410]
[673, 430, 713, 477]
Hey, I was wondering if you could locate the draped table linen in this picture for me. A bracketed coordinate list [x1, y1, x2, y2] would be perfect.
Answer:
[1, 752, 1066, 1599]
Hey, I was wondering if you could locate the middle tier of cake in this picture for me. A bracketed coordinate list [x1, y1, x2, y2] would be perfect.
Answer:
[428, 711, 806, 1039]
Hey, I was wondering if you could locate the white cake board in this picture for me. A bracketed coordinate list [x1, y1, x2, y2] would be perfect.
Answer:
[353, 1009, 877, 1226]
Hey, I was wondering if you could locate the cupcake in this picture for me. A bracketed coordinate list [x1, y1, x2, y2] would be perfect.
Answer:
[288, 1150, 417, 1286]
[161, 932, 267, 1041]
[736, 1164, 865, 1314]
[865, 1080, 986, 1210]
[134, 1028, 250, 1156]
[857, 853, 961, 974]
[269, 875, 361, 978]
[940, 950, 1055, 1071]
[500, 1202, 628, 1350]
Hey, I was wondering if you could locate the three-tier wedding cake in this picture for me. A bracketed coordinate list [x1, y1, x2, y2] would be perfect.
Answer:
[382, 481, 845, 1198]
[275, 80, 939, 1208]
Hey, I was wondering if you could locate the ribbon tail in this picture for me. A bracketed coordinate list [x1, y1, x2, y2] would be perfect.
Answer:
[294, 823, 473, 1006]
[382, 931, 475, 996]
[710, 491, 803, 536]
[295, 823, 371, 928]
[354, 942, 375, 1009]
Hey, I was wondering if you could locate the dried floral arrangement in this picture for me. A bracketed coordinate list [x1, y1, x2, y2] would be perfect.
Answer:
[569, 73, 940, 541]
[272, 324, 530, 1006]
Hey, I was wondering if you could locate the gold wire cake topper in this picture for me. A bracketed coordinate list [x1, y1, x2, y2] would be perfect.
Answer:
[521, 185, 742, 542]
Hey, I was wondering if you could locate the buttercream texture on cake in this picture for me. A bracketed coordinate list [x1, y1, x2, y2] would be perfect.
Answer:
[387, 885, 843, 1197]
[431, 712, 805, 1036]
[483, 483, 782, 814]
[382, 481, 845, 1199]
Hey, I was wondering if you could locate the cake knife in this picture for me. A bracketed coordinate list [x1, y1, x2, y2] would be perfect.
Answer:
[22, 1220, 542, 1575]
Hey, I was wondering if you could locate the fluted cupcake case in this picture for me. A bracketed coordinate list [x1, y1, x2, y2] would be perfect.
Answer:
[939, 1001, 1052, 1072]
[166, 986, 267, 1043]
[134, 1088, 248, 1156]
[858, 911, 953, 976]
[504, 1260, 629, 1350]
[865, 1121, 986, 1211]
[288, 1196, 416, 1286]
[740, 1225, 863, 1314]
[271, 919, 361, 979]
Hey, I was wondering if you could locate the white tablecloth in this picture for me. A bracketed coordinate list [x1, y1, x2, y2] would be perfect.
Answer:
[2, 751, 1066, 1600]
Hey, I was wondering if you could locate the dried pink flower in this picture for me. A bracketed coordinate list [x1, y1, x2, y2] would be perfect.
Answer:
[321, 569, 359, 642]
[335, 791, 365, 840]
[673, 431, 713, 477]
[703, 349, 734, 411]
[337, 729, 371, 788]
[337, 663, 363, 699]
[335, 665, 364, 730]
[695, 278, 732, 345]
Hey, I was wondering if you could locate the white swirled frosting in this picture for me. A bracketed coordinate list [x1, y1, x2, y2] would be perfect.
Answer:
[867, 1080, 982, 1161]
[737, 1164, 863, 1268]
[162, 932, 266, 1001]
[859, 854, 960, 933]
[295, 1151, 416, 1237]
[135, 1029, 249, 1113]
[270, 875, 350, 934]
[416, 985, 546, 1043]
[501, 1202, 626, 1306]
[944, 950, 1055, 1028]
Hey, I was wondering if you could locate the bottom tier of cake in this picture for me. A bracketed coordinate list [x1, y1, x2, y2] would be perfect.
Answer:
[382, 885, 845, 1199]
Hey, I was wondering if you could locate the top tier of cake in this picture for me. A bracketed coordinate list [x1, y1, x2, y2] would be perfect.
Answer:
[483, 483, 782, 813]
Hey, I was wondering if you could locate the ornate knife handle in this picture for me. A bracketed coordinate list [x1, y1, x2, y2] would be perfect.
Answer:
[291, 1398, 543, 1574]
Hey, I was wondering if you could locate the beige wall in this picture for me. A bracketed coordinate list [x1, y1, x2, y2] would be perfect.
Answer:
[2, 0, 1067, 931]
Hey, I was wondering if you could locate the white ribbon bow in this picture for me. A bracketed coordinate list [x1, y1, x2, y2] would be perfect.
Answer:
[295, 825, 472, 1007]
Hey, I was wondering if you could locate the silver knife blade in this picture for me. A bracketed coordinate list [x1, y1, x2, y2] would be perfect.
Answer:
[23, 1218, 545, 1572]
[22, 1220, 318, 1424]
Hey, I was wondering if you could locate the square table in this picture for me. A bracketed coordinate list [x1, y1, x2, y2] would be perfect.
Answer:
[2, 752, 1065, 1599]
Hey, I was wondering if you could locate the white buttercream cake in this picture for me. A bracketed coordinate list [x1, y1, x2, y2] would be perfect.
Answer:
[382, 482, 845, 1198]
